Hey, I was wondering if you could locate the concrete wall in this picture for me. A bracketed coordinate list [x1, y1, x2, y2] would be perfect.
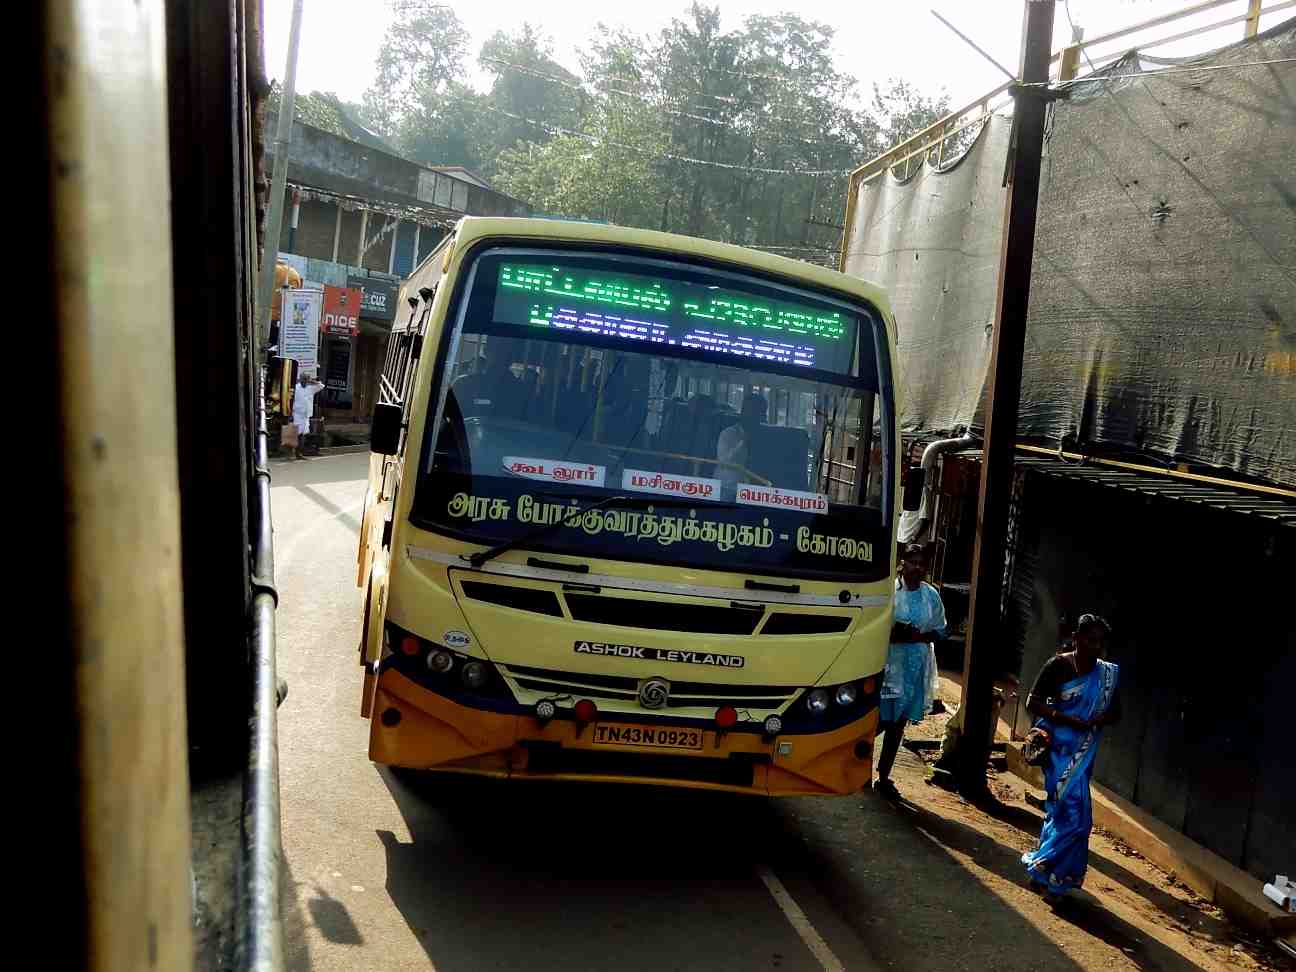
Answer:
[268, 120, 527, 219]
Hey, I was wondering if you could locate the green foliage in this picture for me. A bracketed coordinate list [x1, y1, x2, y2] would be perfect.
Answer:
[360, 2, 951, 263]
[362, 0, 470, 138]
[266, 82, 394, 153]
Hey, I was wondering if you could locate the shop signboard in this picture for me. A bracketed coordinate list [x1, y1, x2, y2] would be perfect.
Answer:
[281, 288, 321, 375]
[325, 339, 353, 393]
[322, 285, 362, 336]
[348, 273, 397, 322]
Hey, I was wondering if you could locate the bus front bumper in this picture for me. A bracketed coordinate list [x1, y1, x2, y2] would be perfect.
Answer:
[368, 670, 878, 796]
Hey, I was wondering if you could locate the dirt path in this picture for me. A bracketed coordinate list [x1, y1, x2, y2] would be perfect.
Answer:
[777, 679, 1284, 971]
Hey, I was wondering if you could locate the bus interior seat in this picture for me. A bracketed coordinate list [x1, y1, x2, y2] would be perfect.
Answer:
[660, 395, 725, 475]
[596, 362, 649, 448]
[553, 385, 594, 436]
[600, 397, 648, 449]
[750, 425, 811, 491]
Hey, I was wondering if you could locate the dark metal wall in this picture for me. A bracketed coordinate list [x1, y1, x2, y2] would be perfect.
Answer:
[166, 0, 256, 767]
[25, 1, 86, 965]
[1021, 23, 1296, 488]
[1013, 471, 1295, 881]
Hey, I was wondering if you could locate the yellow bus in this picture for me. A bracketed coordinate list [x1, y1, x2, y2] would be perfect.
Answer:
[357, 217, 900, 796]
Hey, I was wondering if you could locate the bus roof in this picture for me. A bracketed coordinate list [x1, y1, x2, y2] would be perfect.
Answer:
[393, 217, 894, 336]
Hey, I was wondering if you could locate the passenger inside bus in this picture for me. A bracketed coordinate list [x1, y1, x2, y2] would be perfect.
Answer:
[657, 394, 730, 479]
[442, 337, 819, 498]
[450, 352, 526, 421]
[595, 356, 650, 451]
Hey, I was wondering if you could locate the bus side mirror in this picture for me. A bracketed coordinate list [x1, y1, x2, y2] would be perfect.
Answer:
[370, 403, 403, 456]
[902, 466, 926, 512]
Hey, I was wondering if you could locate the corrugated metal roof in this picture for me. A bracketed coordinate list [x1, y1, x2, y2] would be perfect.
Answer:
[1016, 457, 1296, 528]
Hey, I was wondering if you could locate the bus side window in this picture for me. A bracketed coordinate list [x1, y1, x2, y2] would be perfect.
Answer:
[377, 329, 419, 456]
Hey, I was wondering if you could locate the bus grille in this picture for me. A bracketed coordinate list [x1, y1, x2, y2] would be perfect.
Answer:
[502, 663, 799, 709]
[564, 593, 761, 634]
[521, 744, 759, 787]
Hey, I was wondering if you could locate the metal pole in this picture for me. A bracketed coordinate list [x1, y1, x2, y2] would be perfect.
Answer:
[254, 0, 305, 359]
[956, 0, 1055, 799]
[1245, 0, 1262, 38]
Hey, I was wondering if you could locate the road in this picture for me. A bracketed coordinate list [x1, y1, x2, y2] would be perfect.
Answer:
[272, 452, 880, 971]
[272, 453, 1236, 972]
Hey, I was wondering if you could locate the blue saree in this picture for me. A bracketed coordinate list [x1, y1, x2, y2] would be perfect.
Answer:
[1022, 658, 1119, 897]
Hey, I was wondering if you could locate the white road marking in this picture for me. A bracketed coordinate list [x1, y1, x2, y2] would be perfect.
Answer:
[757, 865, 846, 972]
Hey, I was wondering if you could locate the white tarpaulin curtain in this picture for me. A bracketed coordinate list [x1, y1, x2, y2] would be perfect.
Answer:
[841, 115, 1011, 436]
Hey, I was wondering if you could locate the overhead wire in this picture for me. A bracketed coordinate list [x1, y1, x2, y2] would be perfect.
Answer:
[482, 104, 854, 176]
[479, 54, 860, 149]
[1057, 1, 1294, 285]
[1018, 55, 1296, 87]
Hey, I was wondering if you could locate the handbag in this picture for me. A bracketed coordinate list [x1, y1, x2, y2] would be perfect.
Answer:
[1022, 725, 1053, 767]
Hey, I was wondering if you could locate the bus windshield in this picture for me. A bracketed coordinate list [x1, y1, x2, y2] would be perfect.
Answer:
[414, 246, 893, 580]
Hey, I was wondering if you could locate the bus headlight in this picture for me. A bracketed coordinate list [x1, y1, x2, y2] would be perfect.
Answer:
[461, 661, 488, 689]
[763, 715, 783, 737]
[805, 689, 830, 715]
[427, 650, 454, 674]
[834, 682, 858, 706]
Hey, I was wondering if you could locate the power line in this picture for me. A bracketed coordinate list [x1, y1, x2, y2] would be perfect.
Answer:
[1020, 56, 1296, 87]
[483, 104, 853, 176]
[479, 54, 856, 149]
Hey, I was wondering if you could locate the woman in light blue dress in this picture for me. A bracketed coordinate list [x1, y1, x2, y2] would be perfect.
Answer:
[1022, 614, 1121, 905]
[873, 544, 946, 799]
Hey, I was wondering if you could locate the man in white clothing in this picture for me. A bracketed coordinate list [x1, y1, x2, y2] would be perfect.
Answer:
[291, 372, 324, 460]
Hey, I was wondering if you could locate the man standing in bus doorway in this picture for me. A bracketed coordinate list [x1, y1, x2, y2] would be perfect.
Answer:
[717, 391, 768, 498]
[291, 372, 324, 460]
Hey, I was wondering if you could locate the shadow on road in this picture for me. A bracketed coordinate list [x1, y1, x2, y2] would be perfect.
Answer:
[770, 784, 1100, 972]
[373, 766, 1112, 972]
[292, 484, 362, 534]
[283, 860, 314, 972]
[270, 451, 371, 488]
[306, 885, 365, 947]
[375, 768, 832, 971]
[887, 797, 1207, 972]
[955, 791, 1243, 952]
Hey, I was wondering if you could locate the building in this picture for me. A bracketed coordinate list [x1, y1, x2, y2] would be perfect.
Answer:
[839, 15, 1296, 891]
[266, 117, 528, 423]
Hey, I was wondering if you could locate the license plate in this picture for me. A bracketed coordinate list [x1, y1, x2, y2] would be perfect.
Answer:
[591, 724, 703, 751]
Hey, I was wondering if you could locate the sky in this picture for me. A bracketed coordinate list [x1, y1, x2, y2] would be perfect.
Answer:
[262, 1, 1290, 118]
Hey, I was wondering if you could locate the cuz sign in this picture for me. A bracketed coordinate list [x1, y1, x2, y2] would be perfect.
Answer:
[574, 641, 745, 669]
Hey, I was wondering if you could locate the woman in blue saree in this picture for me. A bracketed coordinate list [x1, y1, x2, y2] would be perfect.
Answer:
[1022, 614, 1121, 904]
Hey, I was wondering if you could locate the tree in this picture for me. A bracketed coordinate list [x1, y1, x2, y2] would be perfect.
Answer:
[361, 1, 470, 139]
[397, 83, 496, 172]
[264, 84, 397, 153]
[352, 2, 950, 266]
[479, 26, 585, 155]
[492, 80, 666, 226]
[873, 78, 950, 149]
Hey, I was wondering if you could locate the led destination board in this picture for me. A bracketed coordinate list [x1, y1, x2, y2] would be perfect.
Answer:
[491, 262, 858, 373]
